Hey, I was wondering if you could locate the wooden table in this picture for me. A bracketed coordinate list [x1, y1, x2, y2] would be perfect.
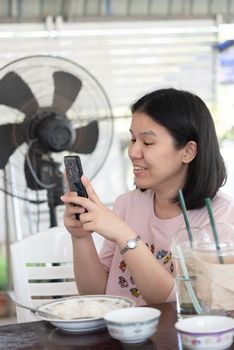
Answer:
[0, 302, 233, 349]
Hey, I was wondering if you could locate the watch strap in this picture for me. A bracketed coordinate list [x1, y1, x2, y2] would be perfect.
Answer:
[120, 235, 141, 254]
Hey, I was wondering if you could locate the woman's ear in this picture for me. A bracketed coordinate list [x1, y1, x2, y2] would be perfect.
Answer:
[182, 141, 197, 164]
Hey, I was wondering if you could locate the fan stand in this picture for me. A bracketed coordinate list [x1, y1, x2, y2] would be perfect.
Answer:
[40, 161, 64, 228]
[47, 188, 59, 228]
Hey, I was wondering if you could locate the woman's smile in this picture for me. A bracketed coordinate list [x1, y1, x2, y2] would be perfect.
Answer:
[133, 165, 147, 175]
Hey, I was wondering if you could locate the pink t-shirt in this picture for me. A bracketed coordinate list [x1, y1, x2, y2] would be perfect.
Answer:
[99, 189, 234, 305]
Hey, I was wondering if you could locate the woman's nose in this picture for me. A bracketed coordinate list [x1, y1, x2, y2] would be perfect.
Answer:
[128, 142, 142, 159]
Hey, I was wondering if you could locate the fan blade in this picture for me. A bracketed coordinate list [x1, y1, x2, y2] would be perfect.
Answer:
[52, 71, 82, 113]
[0, 123, 24, 169]
[69, 121, 99, 154]
[0, 72, 39, 115]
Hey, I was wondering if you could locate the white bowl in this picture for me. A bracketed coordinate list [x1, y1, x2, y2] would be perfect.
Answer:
[36, 295, 135, 333]
[175, 315, 234, 350]
[104, 307, 161, 344]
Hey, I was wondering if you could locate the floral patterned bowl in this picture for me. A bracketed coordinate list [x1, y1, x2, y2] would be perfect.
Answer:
[103, 307, 161, 344]
[175, 315, 234, 350]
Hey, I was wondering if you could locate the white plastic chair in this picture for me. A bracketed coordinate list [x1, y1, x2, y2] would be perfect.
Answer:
[10, 226, 78, 323]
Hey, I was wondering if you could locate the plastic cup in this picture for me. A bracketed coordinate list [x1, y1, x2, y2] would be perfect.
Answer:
[171, 227, 202, 320]
[192, 223, 234, 316]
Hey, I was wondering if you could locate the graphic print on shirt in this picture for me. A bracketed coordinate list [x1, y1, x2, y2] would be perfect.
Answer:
[130, 288, 141, 298]
[163, 252, 172, 264]
[119, 260, 126, 272]
[156, 248, 174, 272]
[146, 243, 155, 254]
[156, 249, 167, 260]
[117, 244, 173, 299]
[119, 276, 129, 288]
[156, 249, 172, 264]
[118, 259, 140, 297]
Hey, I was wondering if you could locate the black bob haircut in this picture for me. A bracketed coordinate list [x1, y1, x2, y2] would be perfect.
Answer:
[130, 88, 227, 210]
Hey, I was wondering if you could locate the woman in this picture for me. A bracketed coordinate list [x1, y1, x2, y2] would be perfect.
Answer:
[61, 88, 234, 306]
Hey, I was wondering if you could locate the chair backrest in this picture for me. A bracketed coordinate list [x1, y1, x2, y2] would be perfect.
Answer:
[10, 226, 78, 323]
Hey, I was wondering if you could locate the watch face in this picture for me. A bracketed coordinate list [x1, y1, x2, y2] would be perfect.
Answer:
[127, 239, 136, 249]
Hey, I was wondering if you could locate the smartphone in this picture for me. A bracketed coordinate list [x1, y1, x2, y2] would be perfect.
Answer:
[64, 155, 88, 219]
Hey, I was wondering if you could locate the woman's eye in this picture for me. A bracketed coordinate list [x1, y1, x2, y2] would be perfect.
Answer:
[144, 141, 153, 146]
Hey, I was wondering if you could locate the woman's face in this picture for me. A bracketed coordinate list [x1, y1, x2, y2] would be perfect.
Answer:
[128, 112, 189, 194]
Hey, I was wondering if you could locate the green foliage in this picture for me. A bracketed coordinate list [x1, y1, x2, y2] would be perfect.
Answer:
[220, 126, 234, 141]
[0, 256, 7, 290]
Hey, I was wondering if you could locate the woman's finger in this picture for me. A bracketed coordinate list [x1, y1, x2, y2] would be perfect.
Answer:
[61, 177, 103, 209]
[66, 204, 86, 216]
[81, 176, 102, 204]
[61, 194, 88, 211]
[61, 193, 81, 206]
[79, 211, 94, 224]
[82, 221, 96, 232]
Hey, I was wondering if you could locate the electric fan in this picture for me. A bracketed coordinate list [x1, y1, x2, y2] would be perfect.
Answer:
[0, 55, 113, 227]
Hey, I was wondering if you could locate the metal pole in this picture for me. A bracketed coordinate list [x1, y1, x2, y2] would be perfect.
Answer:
[9, 162, 23, 241]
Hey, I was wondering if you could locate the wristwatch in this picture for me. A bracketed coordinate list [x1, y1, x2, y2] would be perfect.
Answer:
[120, 235, 141, 254]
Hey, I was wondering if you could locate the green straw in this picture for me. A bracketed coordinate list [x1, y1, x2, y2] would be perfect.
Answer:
[175, 245, 203, 315]
[204, 197, 224, 264]
[178, 189, 193, 246]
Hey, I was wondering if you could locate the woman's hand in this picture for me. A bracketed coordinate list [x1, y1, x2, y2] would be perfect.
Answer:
[61, 176, 134, 244]
[62, 191, 90, 239]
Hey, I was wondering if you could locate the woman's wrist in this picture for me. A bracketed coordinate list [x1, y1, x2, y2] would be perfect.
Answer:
[114, 226, 138, 250]
[70, 233, 90, 243]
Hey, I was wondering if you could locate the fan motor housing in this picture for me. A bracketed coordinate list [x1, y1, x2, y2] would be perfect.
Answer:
[26, 110, 75, 152]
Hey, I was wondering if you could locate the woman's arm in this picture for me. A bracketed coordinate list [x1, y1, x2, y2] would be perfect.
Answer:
[62, 177, 174, 304]
[116, 233, 174, 304]
[62, 192, 108, 294]
[71, 235, 108, 294]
